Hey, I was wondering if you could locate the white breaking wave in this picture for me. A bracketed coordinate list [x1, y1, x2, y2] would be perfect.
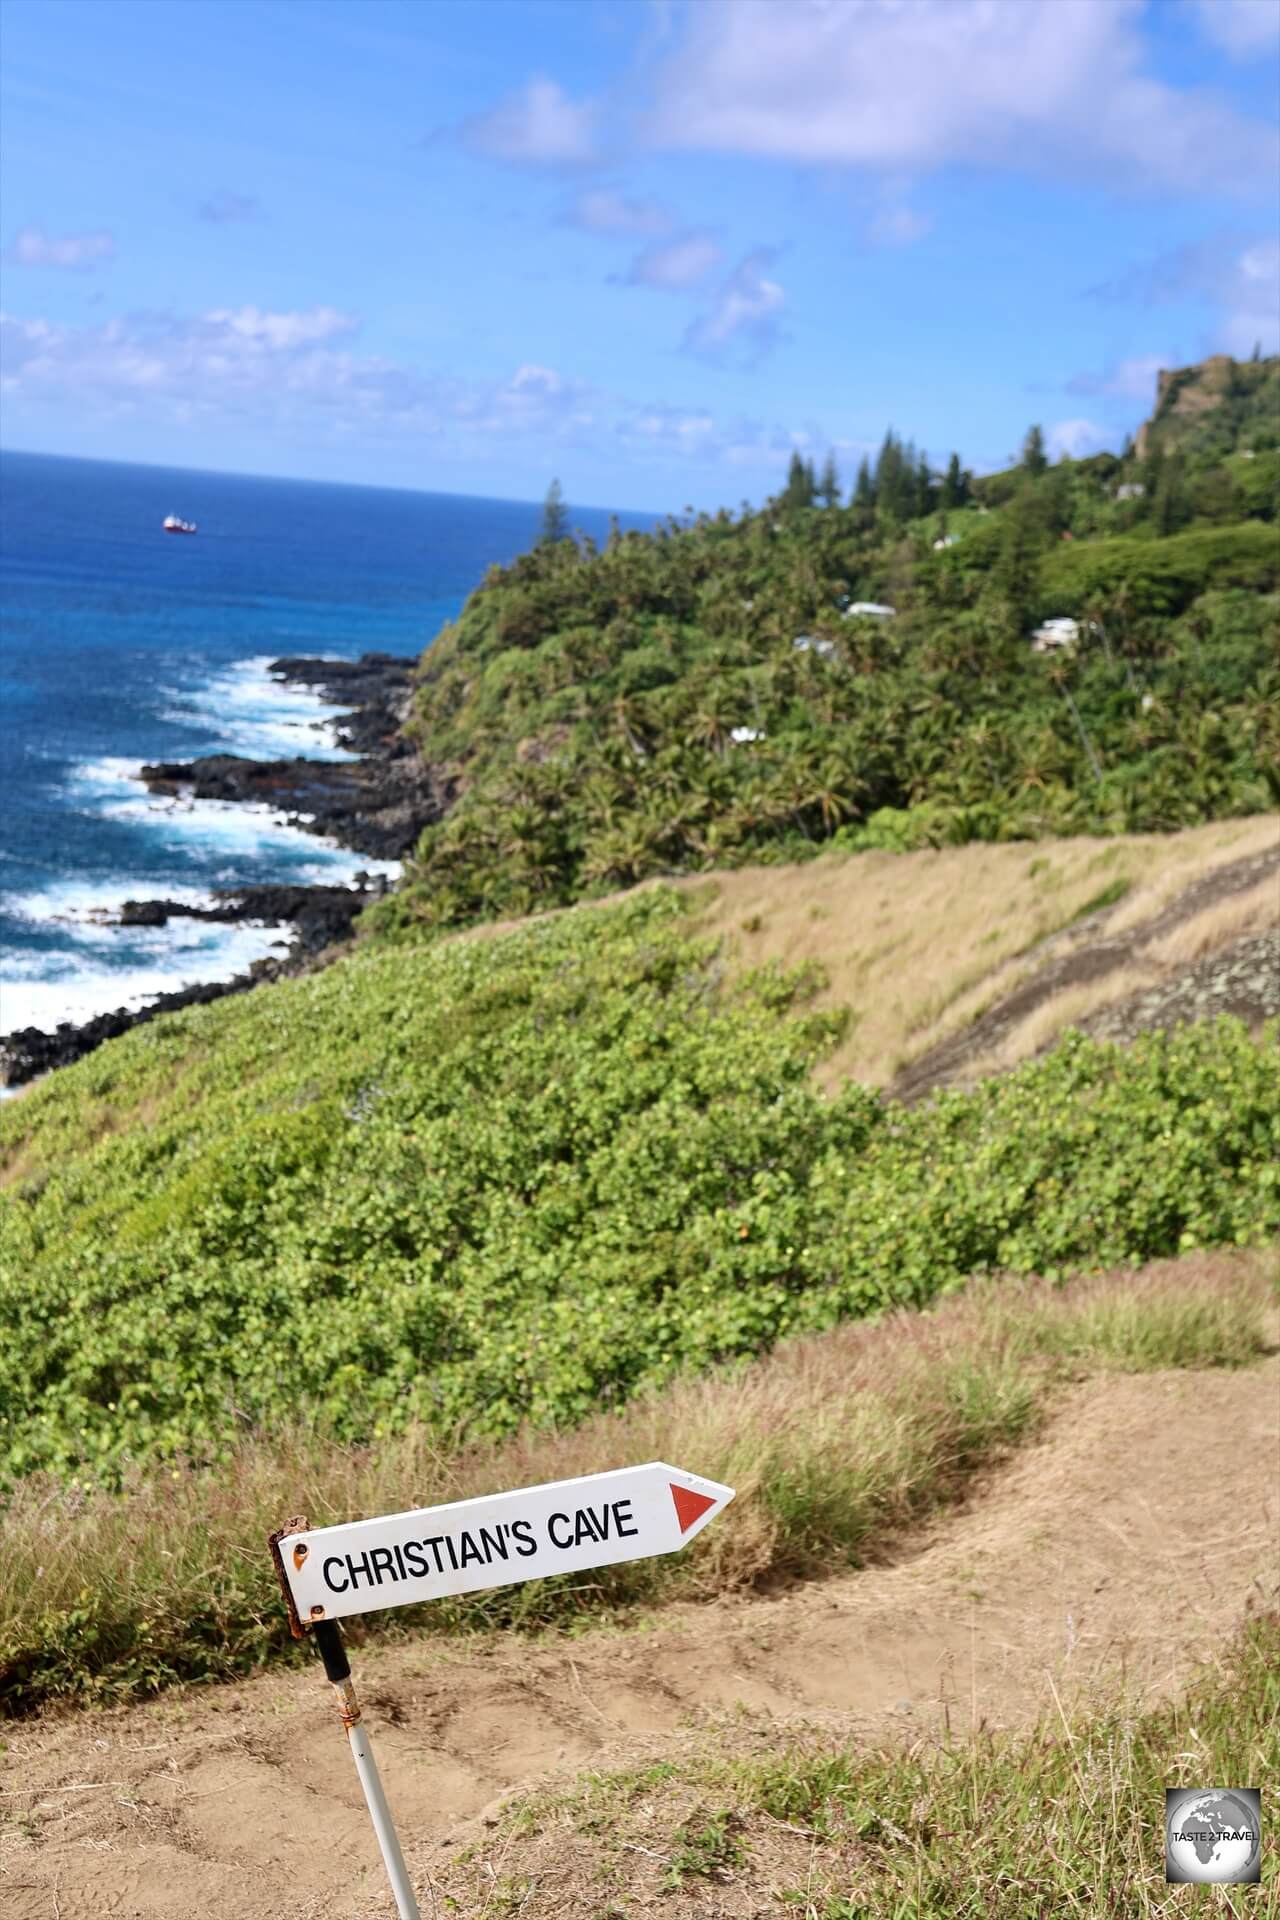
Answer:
[157, 654, 359, 762]
[4, 655, 401, 1037]
[0, 920, 292, 1037]
[65, 758, 400, 884]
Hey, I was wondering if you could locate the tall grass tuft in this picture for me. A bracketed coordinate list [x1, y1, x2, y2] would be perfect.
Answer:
[1, 1250, 1271, 1717]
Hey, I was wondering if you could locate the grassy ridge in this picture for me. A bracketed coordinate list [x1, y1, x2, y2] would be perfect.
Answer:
[1, 1253, 1270, 1715]
[2, 891, 1277, 1485]
[489, 1607, 1279, 1916]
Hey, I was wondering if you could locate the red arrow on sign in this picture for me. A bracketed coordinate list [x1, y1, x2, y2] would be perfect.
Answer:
[670, 1482, 716, 1534]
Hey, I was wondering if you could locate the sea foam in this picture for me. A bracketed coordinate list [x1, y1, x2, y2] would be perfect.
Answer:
[2, 656, 400, 1037]
[157, 654, 360, 762]
[0, 919, 292, 1035]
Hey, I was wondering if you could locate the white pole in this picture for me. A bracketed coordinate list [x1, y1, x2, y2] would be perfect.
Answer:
[346, 1714, 421, 1920]
[316, 1623, 421, 1920]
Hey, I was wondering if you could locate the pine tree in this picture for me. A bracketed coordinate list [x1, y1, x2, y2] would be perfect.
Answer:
[1022, 424, 1048, 478]
[854, 456, 875, 508]
[540, 478, 569, 544]
[783, 451, 816, 511]
[915, 452, 934, 518]
[996, 486, 1044, 631]
[876, 430, 917, 521]
[818, 452, 840, 508]
[940, 452, 968, 510]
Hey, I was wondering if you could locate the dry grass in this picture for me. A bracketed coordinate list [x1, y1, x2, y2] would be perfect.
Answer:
[957, 866, 1278, 1078]
[3, 1248, 1273, 1713]
[673, 815, 1278, 1088]
[1147, 871, 1277, 965]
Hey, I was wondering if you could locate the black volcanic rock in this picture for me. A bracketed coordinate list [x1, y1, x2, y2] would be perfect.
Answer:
[0, 965, 283, 1087]
[137, 750, 449, 860]
[118, 881, 387, 953]
[267, 651, 417, 755]
[2, 653, 455, 1089]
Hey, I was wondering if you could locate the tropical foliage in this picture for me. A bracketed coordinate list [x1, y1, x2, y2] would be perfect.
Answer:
[369, 355, 1278, 938]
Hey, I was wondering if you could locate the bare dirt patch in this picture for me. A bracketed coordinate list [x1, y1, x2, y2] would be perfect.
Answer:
[4, 1352, 1275, 1920]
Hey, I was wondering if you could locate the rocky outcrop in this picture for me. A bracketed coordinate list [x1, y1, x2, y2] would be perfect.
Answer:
[0, 880, 396, 1088]
[267, 651, 417, 754]
[1, 966, 282, 1086]
[1134, 351, 1278, 459]
[138, 750, 446, 860]
[118, 881, 390, 952]
[138, 652, 449, 860]
[889, 843, 1280, 1105]
[2, 654, 441, 1089]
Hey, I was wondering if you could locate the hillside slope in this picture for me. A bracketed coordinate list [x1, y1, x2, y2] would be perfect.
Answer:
[676, 812, 1278, 1090]
[6, 1281, 1275, 1918]
[4, 827, 1277, 1492]
[359, 353, 1277, 942]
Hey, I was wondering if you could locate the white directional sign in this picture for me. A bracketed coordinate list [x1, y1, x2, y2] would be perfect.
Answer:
[279, 1461, 735, 1625]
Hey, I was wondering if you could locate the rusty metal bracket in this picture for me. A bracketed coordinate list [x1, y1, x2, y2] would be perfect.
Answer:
[267, 1513, 311, 1640]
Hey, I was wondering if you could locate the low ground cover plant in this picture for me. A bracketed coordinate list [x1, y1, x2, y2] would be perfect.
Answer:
[0, 1251, 1270, 1714]
[3, 891, 1277, 1482]
[2, 892, 1276, 1489]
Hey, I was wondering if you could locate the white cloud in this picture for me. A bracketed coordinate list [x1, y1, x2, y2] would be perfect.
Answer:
[1047, 418, 1116, 459]
[1220, 238, 1280, 356]
[565, 187, 668, 235]
[1085, 232, 1280, 360]
[626, 229, 723, 290]
[8, 226, 115, 269]
[1193, 0, 1280, 57]
[461, 76, 598, 168]
[204, 305, 357, 349]
[647, 0, 1276, 195]
[684, 249, 786, 362]
[0, 301, 811, 474]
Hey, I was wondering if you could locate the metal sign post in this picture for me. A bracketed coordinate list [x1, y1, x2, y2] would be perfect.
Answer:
[269, 1463, 733, 1915]
[313, 1617, 422, 1920]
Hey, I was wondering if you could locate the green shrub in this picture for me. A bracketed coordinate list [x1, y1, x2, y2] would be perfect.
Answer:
[1039, 521, 1278, 619]
[3, 890, 1276, 1486]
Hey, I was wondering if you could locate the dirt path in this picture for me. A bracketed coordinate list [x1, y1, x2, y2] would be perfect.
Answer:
[3, 1358, 1276, 1920]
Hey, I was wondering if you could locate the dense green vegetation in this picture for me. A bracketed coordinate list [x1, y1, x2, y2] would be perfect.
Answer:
[509, 1609, 1279, 1915]
[3, 891, 1276, 1488]
[372, 355, 1277, 937]
[2, 357, 1277, 1728]
[2, 1256, 1270, 1711]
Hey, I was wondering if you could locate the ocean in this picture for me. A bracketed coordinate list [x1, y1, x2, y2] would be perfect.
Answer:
[0, 450, 648, 1039]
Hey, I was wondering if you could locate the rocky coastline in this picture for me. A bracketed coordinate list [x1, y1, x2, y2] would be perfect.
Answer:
[1, 653, 444, 1090]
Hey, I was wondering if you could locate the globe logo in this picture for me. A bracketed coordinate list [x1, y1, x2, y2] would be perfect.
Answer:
[1165, 1788, 1261, 1884]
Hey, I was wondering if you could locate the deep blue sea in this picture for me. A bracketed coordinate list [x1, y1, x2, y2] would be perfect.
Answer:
[0, 450, 649, 1040]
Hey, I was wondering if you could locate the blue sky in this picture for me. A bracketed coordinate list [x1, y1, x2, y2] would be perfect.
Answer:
[2, 0, 1277, 512]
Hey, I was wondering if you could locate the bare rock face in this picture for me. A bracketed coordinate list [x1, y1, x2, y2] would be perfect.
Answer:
[1134, 350, 1277, 458]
